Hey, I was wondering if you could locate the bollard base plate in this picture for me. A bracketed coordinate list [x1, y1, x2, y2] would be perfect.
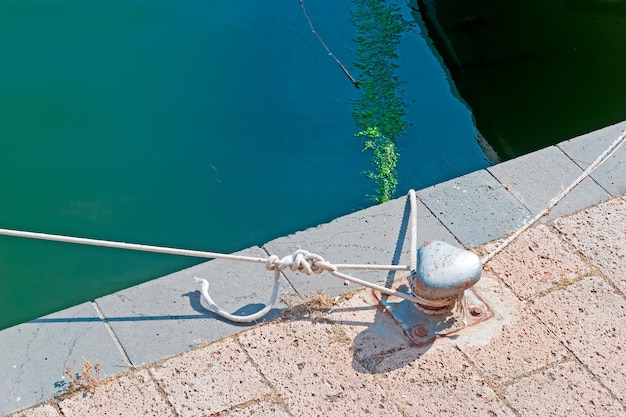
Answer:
[373, 276, 493, 346]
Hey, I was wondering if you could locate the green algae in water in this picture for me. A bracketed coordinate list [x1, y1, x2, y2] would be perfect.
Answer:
[351, 0, 413, 203]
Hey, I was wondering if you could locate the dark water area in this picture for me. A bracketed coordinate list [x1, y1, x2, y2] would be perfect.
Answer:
[0, 0, 491, 330]
[419, 0, 626, 160]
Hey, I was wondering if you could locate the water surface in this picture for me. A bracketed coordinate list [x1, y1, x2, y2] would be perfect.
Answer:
[419, 0, 626, 159]
[0, 0, 489, 330]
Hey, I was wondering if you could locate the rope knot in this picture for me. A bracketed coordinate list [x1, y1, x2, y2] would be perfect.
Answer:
[265, 255, 280, 271]
[266, 249, 336, 275]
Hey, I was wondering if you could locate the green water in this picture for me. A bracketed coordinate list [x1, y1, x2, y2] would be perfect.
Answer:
[0, 0, 490, 330]
[419, 0, 626, 160]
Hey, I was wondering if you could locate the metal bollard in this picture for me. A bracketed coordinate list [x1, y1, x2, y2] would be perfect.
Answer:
[408, 240, 482, 313]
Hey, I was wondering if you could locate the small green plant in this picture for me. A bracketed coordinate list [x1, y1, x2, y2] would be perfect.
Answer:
[65, 357, 101, 392]
[357, 127, 399, 202]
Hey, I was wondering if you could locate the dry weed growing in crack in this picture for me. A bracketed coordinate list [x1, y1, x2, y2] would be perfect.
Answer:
[282, 290, 335, 321]
[281, 289, 360, 321]
[64, 357, 101, 393]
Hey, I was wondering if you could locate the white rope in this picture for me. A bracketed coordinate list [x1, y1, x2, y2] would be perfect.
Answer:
[0, 228, 269, 264]
[195, 248, 423, 322]
[409, 188, 418, 272]
[195, 270, 282, 323]
[0, 227, 409, 272]
[481, 128, 626, 264]
[0, 229, 418, 322]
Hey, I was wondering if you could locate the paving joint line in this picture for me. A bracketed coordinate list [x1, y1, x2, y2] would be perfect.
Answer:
[414, 190, 464, 248]
[493, 355, 578, 389]
[575, 261, 626, 303]
[233, 334, 293, 416]
[555, 144, 614, 198]
[548, 208, 626, 301]
[90, 301, 133, 368]
[261, 244, 305, 302]
[484, 166, 528, 209]
[567, 354, 626, 412]
[452, 344, 522, 417]
[524, 295, 626, 410]
[212, 393, 291, 417]
[49, 400, 65, 417]
[145, 365, 180, 417]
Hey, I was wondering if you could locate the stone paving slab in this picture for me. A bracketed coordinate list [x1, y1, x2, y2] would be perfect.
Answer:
[238, 319, 404, 417]
[504, 360, 626, 417]
[488, 145, 610, 221]
[457, 296, 569, 385]
[58, 369, 174, 417]
[377, 346, 517, 417]
[95, 247, 295, 366]
[416, 169, 531, 248]
[530, 275, 626, 403]
[481, 223, 592, 300]
[0, 303, 127, 417]
[263, 195, 459, 299]
[553, 195, 626, 294]
[150, 338, 272, 417]
[557, 120, 626, 196]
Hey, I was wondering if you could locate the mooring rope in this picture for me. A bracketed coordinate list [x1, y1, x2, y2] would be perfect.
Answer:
[298, 0, 360, 89]
[0, 228, 408, 272]
[0, 231, 419, 322]
[409, 188, 418, 272]
[196, 248, 424, 321]
[0, 130, 623, 322]
[480, 128, 626, 264]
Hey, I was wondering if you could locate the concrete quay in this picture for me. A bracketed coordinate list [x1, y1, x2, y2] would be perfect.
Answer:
[2, 120, 626, 416]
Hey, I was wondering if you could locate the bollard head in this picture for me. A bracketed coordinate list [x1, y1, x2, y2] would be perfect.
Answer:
[408, 240, 482, 302]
